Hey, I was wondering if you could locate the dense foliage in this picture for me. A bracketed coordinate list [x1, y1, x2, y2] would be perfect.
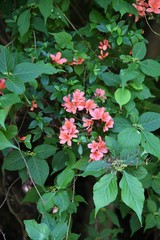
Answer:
[1, 0, 160, 239]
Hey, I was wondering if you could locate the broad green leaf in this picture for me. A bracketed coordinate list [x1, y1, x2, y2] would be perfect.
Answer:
[0, 107, 10, 129]
[120, 171, 145, 223]
[139, 59, 160, 77]
[17, 10, 31, 37]
[132, 42, 146, 60]
[13, 62, 55, 83]
[130, 214, 141, 236]
[112, 117, 132, 132]
[5, 125, 18, 139]
[93, 173, 118, 215]
[138, 112, 160, 132]
[54, 191, 70, 214]
[120, 68, 138, 89]
[27, 157, 49, 186]
[52, 150, 67, 173]
[6, 76, 25, 94]
[94, 0, 111, 12]
[126, 166, 147, 180]
[89, 9, 103, 23]
[0, 47, 14, 73]
[38, 0, 53, 24]
[51, 223, 68, 240]
[147, 199, 157, 213]
[56, 167, 75, 189]
[41, 213, 56, 232]
[0, 93, 20, 107]
[37, 192, 55, 213]
[3, 150, 25, 170]
[118, 127, 141, 147]
[0, 131, 17, 150]
[144, 213, 156, 231]
[34, 144, 56, 159]
[23, 186, 44, 203]
[115, 88, 131, 108]
[141, 131, 160, 159]
[53, 32, 73, 49]
[24, 220, 49, 240]
[112, 0, 137, 16]
[81, 160, 108, 177]
[99, 72, 120, 86]
[106, 209, 120, 227]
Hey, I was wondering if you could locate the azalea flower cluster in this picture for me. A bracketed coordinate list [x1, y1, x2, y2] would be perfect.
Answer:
[50, 52, 84, 65]
[133, 0, 160, 21]
[98, 39, 111, 60]
[59, 89, 114, 161]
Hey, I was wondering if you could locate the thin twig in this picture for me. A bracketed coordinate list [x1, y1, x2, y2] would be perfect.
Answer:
[0, 177, 20, 209]
[145, 16, 160, 37]
[0, 229, 6, 240]
[65, 177, 76, 240]
[14, 139, 45, 204]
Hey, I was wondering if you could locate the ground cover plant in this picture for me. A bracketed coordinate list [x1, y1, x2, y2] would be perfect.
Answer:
[1, 0, 160, 239]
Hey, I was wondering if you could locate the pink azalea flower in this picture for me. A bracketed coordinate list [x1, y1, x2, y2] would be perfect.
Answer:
[62, 94, 77, 114]
[90, 107, 105, 120]
[83, 118, 94, 132]
[50, 52, 67, 65]
[59, 131, 73, 146]
[0, 78, 6, 89]
[94, 88, 107, 100]
[146, 0, 160, 14]
[72, 89, 86, 111]
[69, 57, 84, 65]
[132, 0, 148, 18]
[88, 136, 108, 161]
[103, 117, 114, 132]
[98, 136, 108, 153]
[88, 140, 99, 152]
[85, 99, 97, 113]
[101, 111, 110, 122]
[98, 39, 111, 51]
[90, 150, 103, 161]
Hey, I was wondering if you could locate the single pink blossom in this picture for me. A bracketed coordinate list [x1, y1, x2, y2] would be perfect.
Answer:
[83, 118, 94, 131]
[103, 117, 114, 132]
[85, 99, 97, 113]
[98, 39, 111, 51]
[88, 136, 108, 161]
[90, 107, 105, 120]
[62, 94, 77, 114]
[72, 89, 86, 111]
[50, 52, 67, 65]
[0, 78, 6, 90]
[146, 0, 160, 14]
[94, 88, 106, 100]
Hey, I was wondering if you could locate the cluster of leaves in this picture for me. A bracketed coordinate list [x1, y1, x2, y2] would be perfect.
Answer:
[1, 0, 160, 239]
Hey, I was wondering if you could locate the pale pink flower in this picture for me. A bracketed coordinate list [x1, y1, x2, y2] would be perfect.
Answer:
[85, 99, 97, 113]
[103, 117, 114, 132]
[83, 118, 94, 132]
[132, 0, 148, 18]
[50, 52, 67, 65]
[62, 94, 77, 114]
[98, 39, 111, 51]
[90, 107, 105, 120]
[146, 0, 160, 14]
[88, 140, 99, 152]
[97, 136, 108, 153]
[90, 151, 103, 161]
[101, 111, 110, 122]
[59, 131, 73, 146]
[88, 136, 108, 161]
[94, 88, 106, 100]
[72, 89, 86, 111]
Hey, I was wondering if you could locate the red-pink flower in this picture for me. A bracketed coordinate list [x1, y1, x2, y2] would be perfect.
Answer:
[146, 0, 160, 14]
[103, 117, 114, 132]
[88, 136, 108, 161]
[90, 107, 105, 120]
[98, 39, 111, 51]
[0, 78, 6, 90]
[83, 118, 94, 132]
[50, 52, 67, 65]
[30, 100, 38, 111]
[133, 0, 148, 18]
[72, 89, 86, 111]
[85, 99, 97, 113]
[19, 136, 26, 141]
[98, 50, 109, 60]
[59, 118, 79, 146]
[62, 94, 77, 114]
[94, 88, 106, 100]
[69, 57, 84, 65]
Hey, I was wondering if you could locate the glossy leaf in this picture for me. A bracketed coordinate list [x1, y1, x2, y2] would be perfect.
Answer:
[24, 220, 49, 240]
[132, 42, 146, 60]
[138, 112, 160, 132]
[115, 88, 131, 108]
[3, 150, 25, 170]
[140, 59, 160, 77]
[118, 127, 141, 147]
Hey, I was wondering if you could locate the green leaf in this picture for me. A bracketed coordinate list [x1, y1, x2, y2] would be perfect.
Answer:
[54, 191, 70, 214]
[119, 171, 145, 224]
[94, 0, 111, 12]
[120, 68, 138, 89]
[138, 112, 160, 132]
[51, 223, 68, 240]
[152, 173, 160, 194]
[34, 144, 56, 159]
[139, 59, 160, 77]
[53, 32, 73, 49]
[6, 75, 25, 94]
[118, 127, 141, 147]
[126, 166, 147, 180]
[141, 131, 160, 159]
[0, 47, 14, 73]
[147, 199, 157, 213]
[132, 42, 146, 60]
[38, 0, 53, 24]
[112, 117, 132, 132]
[99, 72, 120, 86]
[17, 10, 31, 37]
[0, 93, 20, 107]
[27, 157, 49, 186]
[24, 220, 49, 240]
[0, 107, 10, 129]
[52, 150, 67, 173]
[56, 167, 75, 189]
[81, 160, 108, 177]
[0, 131, 17, 150]
[37, 192, 55, 213]
[144, 213, 156, 231]
[23, 186, 44, 203]
[3, 150, 25, 170]
[130, 214, 141, 236]
[5, 125, 18, 139]
[93, 173, 118, 215]
[115, 88, 131, 108]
